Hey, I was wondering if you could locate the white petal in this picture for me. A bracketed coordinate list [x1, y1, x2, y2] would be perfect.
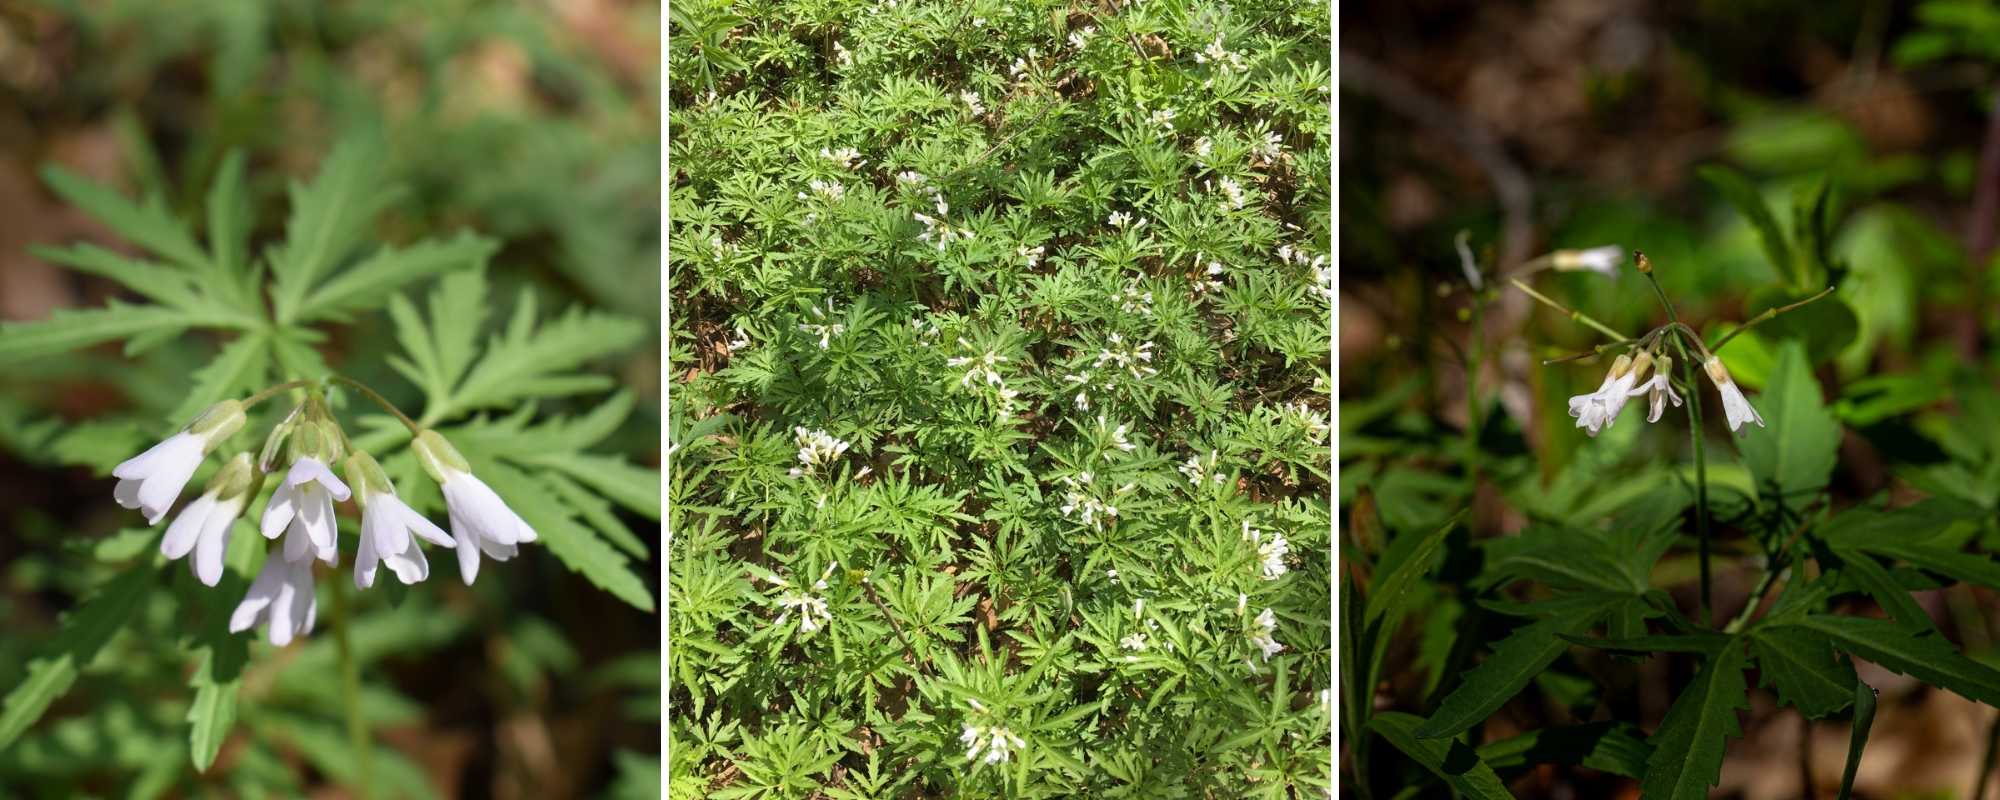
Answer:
[354, 517, 381, 589]
[230, 556, 287, 633]
[302, 485, 337, 549]
[284, 457, 352, 502]
[193, 497, 237, 587]
[397, 500, 454, 548]
[261, 484, 301, 540]
[113, 432, 201, 480]
[453, 515, 481, 585]
[162, 494, 217, 559]
[284, 512, 314, 564]
[383, 542, 428, 584]
[443, 473, 522, 546]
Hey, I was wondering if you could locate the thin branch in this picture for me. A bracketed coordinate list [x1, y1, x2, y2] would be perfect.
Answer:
[1508, 278, 1633, 341]
[1709, 286, 1839, 353]
[1540, 339, 1637, 366]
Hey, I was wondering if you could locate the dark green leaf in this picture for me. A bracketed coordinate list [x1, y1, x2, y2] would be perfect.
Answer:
[1639, 636, 1750, 800]
[1748, 626, 1856, 718]
[1413, 594, 1617, 740]
[1557, 631, 1733, 656]
[0, 562, 160, 751]
[1371, 712, 1514, 799]
[1840, 679, 1876, 800]
[1476, 720, 1651, 779]
[1785, 614, 2000, 705]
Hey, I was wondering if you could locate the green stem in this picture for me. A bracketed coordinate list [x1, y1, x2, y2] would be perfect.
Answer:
[1508, 278, 1634, 341]
[329, 376, 423, 435]
[1640, 263, 1714, 627]
[330, 575, 374, 799]
[1709, 285, 1839, 353]
[242, 379, 316, 410]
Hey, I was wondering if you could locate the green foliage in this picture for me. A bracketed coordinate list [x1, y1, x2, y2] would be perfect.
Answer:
[670, 0, 1331, 795]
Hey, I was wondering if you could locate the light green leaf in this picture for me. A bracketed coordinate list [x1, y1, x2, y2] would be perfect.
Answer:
[206, 148, 255, 307]
[186, 570, 252, 772]
[168, 329, 273, 426]
[266, 713, 441, 800]
[1370, 712, 1514, 799]
[522, 452, 660, 520]
[296, 231, 498, 323]
[1640, 636, 1750, 800]
[40, 164, 210, 272]
[31, 244, 205, 313]
[431, 291, 643, 422]
[268, 133, 401, 324]
[0, 302, 195, 363]
[0, 561, 160, 752]
[1738, 339, 1840, 511]
[543, 470, 649, 559]
[468, 455, 654, 612]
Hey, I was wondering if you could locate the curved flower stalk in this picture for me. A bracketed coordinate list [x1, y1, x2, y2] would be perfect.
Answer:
[160, 452, 262, 587]
[411, 430, 538, 585]
[114, 400, 248, 525]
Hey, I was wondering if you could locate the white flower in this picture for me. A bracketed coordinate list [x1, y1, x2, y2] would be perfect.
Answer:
[1249, 120, 1284, 162]
[160, 453, 260, 587]
[798, 301, 845, 348]
[1626, 355, 1684, 423]
[260, 456, 351, 566]
[1244, 521, 1289, 580]
[1178, 450, 1227, 486]
[1568, 354, 1642, 437]
[798, 179, 846, 202]
[1120, 632, 1149, 650]
[1143, 106, 1177, 137]
[1068, 27, 1094, 50]
[896, 170, 928, 185]
[1247, 606, 1284, 665]
[1058, 472, 1134, 532]
[347, 453, 454, 589]
[1094, 334, 1159, 380]
[961, 91, 985, 115]
[1108, 210, 1132, 228]
[961, 723, 1025, 765]
[1705, 356, 1766, 438]
[1193, 136, 1214, 159]
[1018, 245, 1045, 266]
[1552, 245, 1623, 279]
[229, 555, 316, 647]
[114, 400, 247, 525]
[728, 327, 751, 351]
[789, 427, 852, 478]
[834, 40, 853, 68]
[821, 147, 865, 170]
[412, 432, 536, 586]
[1195, 35, 1247, 73]
[1216, 176, 1247, 211]
[1119, 277, 1154, 315]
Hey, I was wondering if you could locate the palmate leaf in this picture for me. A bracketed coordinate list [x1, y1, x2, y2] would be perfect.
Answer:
[1779, 614, 2000, 706]
[185, 570, 254, 772]
[0, 302, 199, 363]
[1370, 712, 1513, 799]
[1739, 339, 1840, 512]
[1747, 626, 1856, 719]
[268, 132, 403, 325]
[0, 561, 160, 752]
[1640, 636, 1751, 800]
[1412, 592, 1622, 740]
[39, 163, 212, 273]
[1476, 720, 1652, 780]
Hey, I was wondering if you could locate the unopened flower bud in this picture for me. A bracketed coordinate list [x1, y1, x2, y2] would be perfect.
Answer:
[188, 400, 248, 451]
[1633, 250, 1652, 274]
[205, 452, 264, 503]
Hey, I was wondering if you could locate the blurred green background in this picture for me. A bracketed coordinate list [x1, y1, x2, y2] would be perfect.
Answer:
[0, 0, 659, 797]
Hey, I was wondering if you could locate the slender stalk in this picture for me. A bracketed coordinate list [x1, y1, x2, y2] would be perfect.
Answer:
[1638, 255, 1714, 627]
[1708, 285, 1839, 353]
[1508, 278, 1634, 341]
[242, 379, 316, 410]
[329, 375, 423, 435]
[330, 573, 374, 798]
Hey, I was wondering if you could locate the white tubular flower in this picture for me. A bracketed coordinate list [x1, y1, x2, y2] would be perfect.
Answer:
[347, 452, 454, 589]
[1626, 354, 1684, 423]
[114, 400, 247, 525]
[412, 431, 536, 586]
[1568, 353, 1642, 437]
[961, 723, 1025, 765]
[1244, 520, 1289, 580]
[1247, 606, 1284, 664]
[788, 427, 852, 478]
[1704, 356, 1766, 438]
[1120, 632, 1149, 651]
[1551, 245, 1624, 279]
[161, 452, 261, 587]
[961, 91, 985, 115]
[261, 455, 351, 566]
[229, 555, 316, 647]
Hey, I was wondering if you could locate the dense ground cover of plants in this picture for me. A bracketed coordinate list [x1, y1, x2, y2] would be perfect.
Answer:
[0, 2, 660, 798]
[667, 0, 1332, 795]
[1342, 1, 2000, 798]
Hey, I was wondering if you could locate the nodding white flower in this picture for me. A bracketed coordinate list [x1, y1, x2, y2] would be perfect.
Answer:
[1063, 371, 1097, 410]
[1107, 568, 1119, 582]
[1119, 277, 1155, 315]
[411, 431, 536, 586]
[1068, 27, 1094, 50]
[833, 40, 853, 68]
[797, 179, 846, 203]
[1058, 472, 1134, 531]
[947, 339, 1010, 388]
[1106, 419, 1136, 454]
[820, 147, 865, 170]
[114, 400, 247, 525]
[1094, 334, 1159, 380]
[1246, 606, 1284, 668]
[1178, 450, 1227, 486]
[1626, 354, 1684, 423]
[1569, 353, 1643, 437]
[1313, 263, 1335, 302]
[896, 170, 929, 186]
[727, 327, 751, 352]
[1193, 136, 1214, 160]
[1705, 356, 1766, 438]
[1108, 210, 1132, 228]
[1120, 632, 1149, 651]
[1195, 35, 1247, 73]
[1216, 176, 1247, 211]
[797, 301, 846, 348]
[261, 456, 351, 566]
[1278, 402, 1330, 444]
[1143, 106, 1177, 137]
[161, 452, 261, 587]
[346, 452, 454, 589]
[1552, 245, 1623, 279]
[961, 723, 1026, 765]
[788, 427, 851, 478]
[1249, 120, 1284, 162]
[997, 387, 1022, 422]
[1244, 521, 1289, 580]
[1017, 245, 1045, 266]
[775, 562, 839, 634]
[229, 555, 316, 647]
[961, 91, 985, 115]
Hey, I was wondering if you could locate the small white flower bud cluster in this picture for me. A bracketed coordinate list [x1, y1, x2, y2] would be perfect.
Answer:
[710, 234, 740, 263]
[1118, 277, 1154, 316]
[961, 720, 1025, 765]
[913, 211, 973, 252]
[798, 179, 846, 203]
[1278, 401, 1329, 444]
[961, 90, 985, 116]
[797, 301, 846, 349]
[1068, 27, 1094, 51]
[770, 562, 838, 636]
[820, 147, 865, 170]
[1195, 35, 1248, 74]
[1243, 520, 1289, 581]
[787, 428, 851, 479]
[1058, 471, 1134, 532]
[1177, 449, 1226, 486]
[1018, 245, 1045, 267]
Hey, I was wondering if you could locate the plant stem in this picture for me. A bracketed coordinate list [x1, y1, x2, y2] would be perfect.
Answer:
[1708, 285, 1839, 353]
[329, 375, 423, 435]
[1508, 278, 1634, 341]
[330, 574, 374, 799]
[1639, 262, 1714, 627]
[242, 379, 316, 410]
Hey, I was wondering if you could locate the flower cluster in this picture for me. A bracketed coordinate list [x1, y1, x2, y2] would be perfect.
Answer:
[960, 719, 1025, 765]
[115, 386, 536, 647]
[820, 147, 865, 170]
[1249, 121, 1284, 163]
[770, 562, 839, 636]
[1178, 449, 1227, 486]
[913, 211, 974, 252]
[1195, 35, 1248, 74]
[1118, 277, 1154, 316]
[1058, 471, 1134, 532]
[1238, 594, 1285, 672]
[797, 301, 846, 349]
[1098, 415, 1138, 460]
[1278, 401, 1329, 444]
[1243, 521, 1289, 581]
[1095, 333, 1159, 381]
[961, 90, 986, 116]
[1191, 253, 1228, 294]
[1214, 176, 1248, 211]
[1107, 210, 1147, 229]
[948, 340, 1009, 388]
[1141, 104, 1178, 138]
[787, 428, 852, 479]
[798, 179, 846, 203]
[1570, 346, 1763, 438]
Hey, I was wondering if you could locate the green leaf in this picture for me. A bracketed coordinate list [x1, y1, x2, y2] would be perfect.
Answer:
[168, 330, 273, 426]
[543, 470, 649, 559]
[467, 455, 654, 612]
[40, 164, 211, 272]
[1748, 626, 1857, 718]
[187, 572, 252, 772]
[0, 561, 160, 751]
[431, 290, 644, 423]
[1639, 636, 1750, 800]
[295, 231, 498, 324]
[268, 133, 401, 325]
[1363, 510, 1462, 627]
[1370, 712, 1514, 799]
[1784, 614, 2000, 706]
[0, 302, 195, 363]
[1840, 679, 1876, 800]
[1475, 721, 1651, 779]
[1413, 594, 1617, 740]
[1697, 164, 1793, 281]
[520, 452, 660, 521]
[1738, 339, 1840, 511]
[1833, 549, 1939, 632]
[1556, 631, 1733, 656]
[31, 244, 207, 313]
[206, 148, 255, 309]
[267, 713, 442, 800]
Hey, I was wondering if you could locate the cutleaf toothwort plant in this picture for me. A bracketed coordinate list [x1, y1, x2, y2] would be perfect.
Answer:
[0, 133, 658, 776]
[669, 0, 1332, 795]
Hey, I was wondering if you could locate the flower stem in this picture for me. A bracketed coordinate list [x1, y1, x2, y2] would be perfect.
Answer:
[1508, 278, 1634, 341]
[242, 380, 316, 410]
[1639, 262, 1714, 627]
[330, 575, 374, 799]
[329, 376, 423, 436]
[1708, 285, 1839, 353]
